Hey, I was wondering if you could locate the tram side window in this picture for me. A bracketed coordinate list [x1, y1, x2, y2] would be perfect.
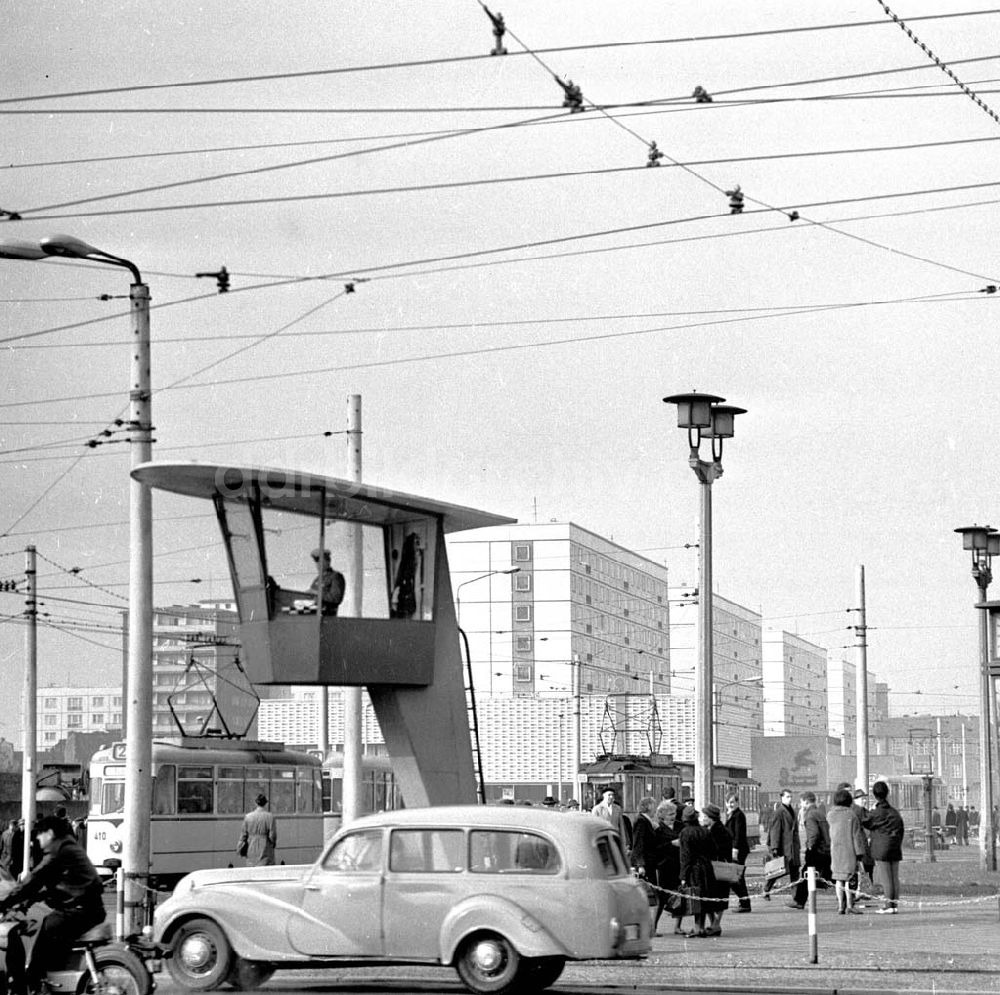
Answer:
[89, 777, 103, 817]
[177, 765, 214, 814]
[295, 767, 317, 813]
[271, 767, 295, 814]
[153, 764, 176, 815]
[217, 766, 245, 815]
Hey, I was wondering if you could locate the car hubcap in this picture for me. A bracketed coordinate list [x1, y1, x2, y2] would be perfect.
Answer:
[180, 934, 215, 972]
[471, 939, 504, 974]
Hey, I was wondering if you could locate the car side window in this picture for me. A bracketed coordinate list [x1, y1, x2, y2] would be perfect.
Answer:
[389, 829, 464, 873]
[469, 831, 561, 874]
[595, 834, 627, 877]
[323, 830, 383, 872]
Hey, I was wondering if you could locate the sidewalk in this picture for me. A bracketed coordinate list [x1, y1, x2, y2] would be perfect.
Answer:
[559, 848, 1000, 993]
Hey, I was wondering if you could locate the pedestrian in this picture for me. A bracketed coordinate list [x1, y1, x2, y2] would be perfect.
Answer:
[677, 807, 714, 938]
[701, 804, 733, 936]
[309, 547, 346, 616]
[828, 788, 867, 915]
[867, 780, 905, 914]
[237, 793, 277, 866]
[955, 805, 969, 846]
[764, 789, 800, 901]
[0, 819, 15, 879]
[591, 788, 632, 852]
[723, 792, 752, 913]
[852, 788, 875, 899]
[630, 797, 659, 930]
[653, 801, 684, 935]
[945, 803, 957, 844]
[9, 820, 25, 878]
[788, 791, 830, 910]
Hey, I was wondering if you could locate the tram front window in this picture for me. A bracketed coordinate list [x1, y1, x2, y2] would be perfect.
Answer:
[101, 780, 125, 815]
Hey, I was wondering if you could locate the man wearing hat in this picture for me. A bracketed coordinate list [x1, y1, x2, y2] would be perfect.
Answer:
[309, 547, 346, 615]
[0, 815, 106, 995]
[541, 796, 559, 809]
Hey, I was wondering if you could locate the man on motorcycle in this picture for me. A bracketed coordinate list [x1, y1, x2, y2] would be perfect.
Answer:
[0, 815, 106, 995]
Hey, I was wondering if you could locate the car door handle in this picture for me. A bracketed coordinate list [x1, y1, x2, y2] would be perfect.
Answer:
[303, 884, 321, 891]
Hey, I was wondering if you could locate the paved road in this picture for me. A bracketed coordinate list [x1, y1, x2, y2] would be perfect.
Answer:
[150, 888, 1000, 995]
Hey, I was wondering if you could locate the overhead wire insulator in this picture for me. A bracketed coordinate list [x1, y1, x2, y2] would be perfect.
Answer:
[481, 3, 507, 55]
[646, 142, 664, 168]
[692, 86, 713, 103]
[724, 185, 744, 215]
[554, 75, 584, 112]
[195, 266, 230, 293]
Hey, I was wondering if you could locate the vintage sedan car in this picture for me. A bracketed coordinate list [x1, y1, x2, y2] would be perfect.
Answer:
[153, 804, 650, 994]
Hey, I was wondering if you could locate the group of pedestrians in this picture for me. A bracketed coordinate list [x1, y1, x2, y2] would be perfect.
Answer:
[767, 781, 905, 915]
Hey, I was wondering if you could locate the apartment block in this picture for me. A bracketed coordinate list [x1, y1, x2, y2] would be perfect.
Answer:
[761, 629, 828, 735]
[37, 686, 123, 750]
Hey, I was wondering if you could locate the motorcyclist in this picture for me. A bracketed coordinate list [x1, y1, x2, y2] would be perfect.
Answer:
[0, 815, 106, 995]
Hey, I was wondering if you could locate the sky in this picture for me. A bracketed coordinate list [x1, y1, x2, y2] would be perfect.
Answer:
[2, 1, 999, 748]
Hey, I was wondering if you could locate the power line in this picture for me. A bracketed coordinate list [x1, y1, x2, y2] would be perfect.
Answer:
[3, 9, 995, 105]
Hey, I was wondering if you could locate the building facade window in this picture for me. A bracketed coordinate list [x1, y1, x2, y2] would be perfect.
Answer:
[513, 544, 531, 562]
[514, 573, 531, 592]
[67, 715, 82, 728]
[67, 697, 83, 711]
[43, 698, 57, 709]
[514, 605, 532, 622]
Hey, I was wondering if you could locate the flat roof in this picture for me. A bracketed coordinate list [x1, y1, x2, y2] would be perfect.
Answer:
[132, 461, 515, 535]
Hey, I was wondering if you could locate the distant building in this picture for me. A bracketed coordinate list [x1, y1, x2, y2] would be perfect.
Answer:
[446, 522, 671, 702]
[37, 685, 122, 750]
[761, 630, 828, 736]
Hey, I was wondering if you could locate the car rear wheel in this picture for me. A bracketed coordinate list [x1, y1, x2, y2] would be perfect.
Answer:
[525, 955, 564, 990]
[455, 932, 526, 994]
[225, 958, 275, 991]
[167, 917, 233, 991]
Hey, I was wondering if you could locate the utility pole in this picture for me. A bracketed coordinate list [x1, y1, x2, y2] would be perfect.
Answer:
[936, 717, 944, 796]
[341, 395, 364, 825]
[962, 721, 968, 806]
[853, 565, 869, 792]
[21, 545, 37, 877]
[572, 654, 582, 804]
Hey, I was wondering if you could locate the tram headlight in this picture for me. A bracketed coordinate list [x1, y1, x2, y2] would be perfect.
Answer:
[110, 840, 123, 854]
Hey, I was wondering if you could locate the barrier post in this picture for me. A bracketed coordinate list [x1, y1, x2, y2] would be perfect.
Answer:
[807, 866, 818, 964]
[116, 867, 125, 942]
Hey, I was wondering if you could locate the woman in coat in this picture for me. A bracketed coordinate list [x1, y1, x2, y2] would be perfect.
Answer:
[654, 801, 683, 935]
[701, 804, 734, 936]
[828, 787, 868, 914]
[678, 806, 715, 938]
[630, 796, 659, 930]
[867, 780, 905, 913]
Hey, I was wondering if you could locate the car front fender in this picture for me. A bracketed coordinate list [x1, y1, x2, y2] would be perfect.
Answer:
[439, 895, 566, 964]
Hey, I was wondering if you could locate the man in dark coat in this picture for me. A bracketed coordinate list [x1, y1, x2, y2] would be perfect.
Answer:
[955, 805, 969, 845]
[724, 793, 752, 912]
[0, 815, 106, 994]
[789, 791, 830, 909]
[764, 789, 799, 900]
[868, 780, 905, 913]
[238, 793, 277, 866]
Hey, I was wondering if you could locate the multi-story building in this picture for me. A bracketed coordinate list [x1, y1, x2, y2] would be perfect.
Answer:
[827, 658, 888, 754]
[446, 522, 671, 702]
[761, 630, 828, 736]
[37, 686, 123, 750]
[148, 601, 255, 738]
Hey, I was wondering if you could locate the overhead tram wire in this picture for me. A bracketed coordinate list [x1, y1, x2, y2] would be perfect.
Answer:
[3, 181, 999, 353]
[8, 55, 1000, 172]
[1, 8, 996, 105]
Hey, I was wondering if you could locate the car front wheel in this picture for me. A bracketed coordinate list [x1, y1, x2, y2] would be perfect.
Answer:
[454, 932, 527, 995]
[167, 917, 233, 991]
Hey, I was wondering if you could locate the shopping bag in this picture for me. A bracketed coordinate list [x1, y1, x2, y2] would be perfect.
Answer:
[763, 856, 787, 881]
[710, 860, 744, 884]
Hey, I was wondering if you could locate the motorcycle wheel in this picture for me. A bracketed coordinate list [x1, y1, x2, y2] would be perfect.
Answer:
[79, 947, 153, 995]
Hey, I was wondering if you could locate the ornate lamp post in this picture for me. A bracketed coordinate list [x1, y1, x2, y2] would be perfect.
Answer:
[663, 392, 746, 806]
[954, 524, 999, 871]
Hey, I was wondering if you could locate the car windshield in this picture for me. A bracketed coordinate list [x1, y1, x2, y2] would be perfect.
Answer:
[323, 830, 383, 872]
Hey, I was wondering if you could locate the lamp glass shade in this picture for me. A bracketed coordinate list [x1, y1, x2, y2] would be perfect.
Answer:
[988, 534, 1000, 557]
[705, 404, 747, 439]
[0, 239, 47, 261]
[36, 787, 67, 802]
[40, 234, 105, 259]
[662, 392, 724, 429]
[955, 525, 993, 551]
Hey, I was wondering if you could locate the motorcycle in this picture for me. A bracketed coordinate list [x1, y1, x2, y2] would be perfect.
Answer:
[0, 907, 156, 995]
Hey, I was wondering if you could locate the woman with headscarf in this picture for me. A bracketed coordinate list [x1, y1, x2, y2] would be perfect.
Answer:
[677, 806, 715, 938]
[701, 803, 734, 936]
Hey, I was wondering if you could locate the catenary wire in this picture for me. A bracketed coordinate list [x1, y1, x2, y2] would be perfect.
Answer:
[2, 9, 996, 105]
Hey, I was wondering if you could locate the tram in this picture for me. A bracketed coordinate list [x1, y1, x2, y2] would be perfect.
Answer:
[580, 754, 762, 845]
[321, 752, 403, 837]
[87, 737, 324, 887]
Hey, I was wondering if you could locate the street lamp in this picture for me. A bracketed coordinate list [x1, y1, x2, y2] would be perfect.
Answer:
[1, 233, 153, 933]
[954, 523, 1000, 872]
[455, 567, 520, 694]
[664, 391, 746, 806]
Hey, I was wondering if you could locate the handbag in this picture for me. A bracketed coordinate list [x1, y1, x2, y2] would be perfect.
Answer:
[710, 860, 744, 884]
[237, 838, 249, 858]
[763, 856, 787, 881]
